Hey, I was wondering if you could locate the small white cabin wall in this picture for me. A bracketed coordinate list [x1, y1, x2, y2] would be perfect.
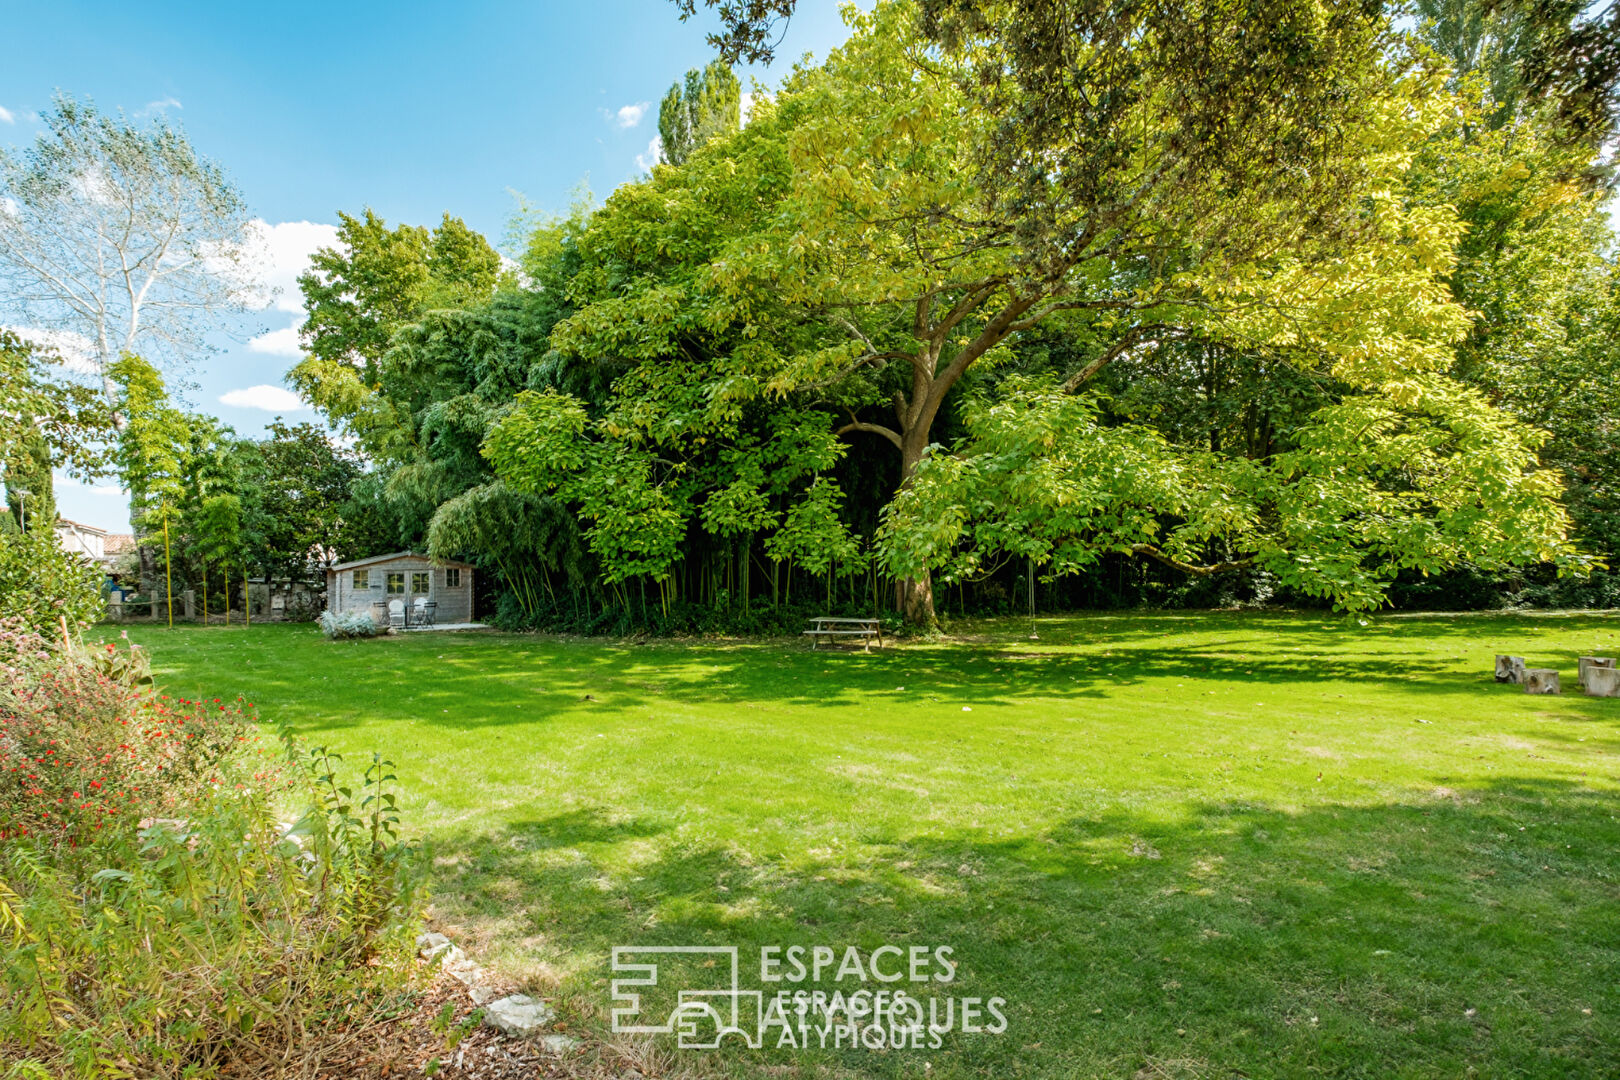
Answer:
[325, 555, 474, 622]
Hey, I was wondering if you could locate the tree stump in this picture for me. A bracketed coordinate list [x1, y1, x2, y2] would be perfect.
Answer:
[1583, 666, 1620, 698]
[1523, 668, 1560, 695]
[1495, 655, 1526, 684]
[1577, 656, 1615, 691]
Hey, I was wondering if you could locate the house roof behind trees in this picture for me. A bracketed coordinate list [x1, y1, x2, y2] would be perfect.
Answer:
[55, 518, 108, 536]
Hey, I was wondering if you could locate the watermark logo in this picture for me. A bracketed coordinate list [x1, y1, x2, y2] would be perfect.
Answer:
[610, 944, 1006, 1051]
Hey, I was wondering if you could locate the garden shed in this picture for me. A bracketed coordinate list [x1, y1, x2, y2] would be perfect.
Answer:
[325, 552, 476, 625]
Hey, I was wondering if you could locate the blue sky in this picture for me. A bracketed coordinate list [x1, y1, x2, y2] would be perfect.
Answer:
[0, 0, 856, 532]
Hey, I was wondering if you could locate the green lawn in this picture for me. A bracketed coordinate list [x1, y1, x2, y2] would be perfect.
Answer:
[109, 612, 1620, 1079]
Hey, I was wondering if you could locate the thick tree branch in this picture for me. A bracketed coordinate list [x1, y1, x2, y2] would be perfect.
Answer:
[1131, 544, 1253, 577]
[836, 419, 904, 449]
[930, 277, 1007, 346]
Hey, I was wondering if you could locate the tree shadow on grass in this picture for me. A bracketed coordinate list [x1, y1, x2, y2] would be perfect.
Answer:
[118, 614, 1620, 729]
[424, 777, 1620, 1080]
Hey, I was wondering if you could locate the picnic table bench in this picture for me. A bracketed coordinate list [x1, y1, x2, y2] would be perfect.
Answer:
[804, 616, 883, 650]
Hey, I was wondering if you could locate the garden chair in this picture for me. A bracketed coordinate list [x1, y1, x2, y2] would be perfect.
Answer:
[415, 599, 437, 627]
[387, 599, 407, 630]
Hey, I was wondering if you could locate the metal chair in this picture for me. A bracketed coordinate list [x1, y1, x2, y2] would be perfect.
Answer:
[416, 600, 437, 628]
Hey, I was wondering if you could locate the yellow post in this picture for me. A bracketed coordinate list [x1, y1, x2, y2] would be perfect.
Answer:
[202, 561, 208, 627]
[244, 561, 250, 627]
[163, 512, 173, 628]
[224, 564, 229, 626]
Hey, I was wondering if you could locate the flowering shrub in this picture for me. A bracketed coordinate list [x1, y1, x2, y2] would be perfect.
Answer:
[0, 621, 422, 1077]
[319, 609, 381, 639]
[0, 623, 269, 849]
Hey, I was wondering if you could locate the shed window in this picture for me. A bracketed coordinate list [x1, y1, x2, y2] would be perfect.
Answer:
[412, 572, 430, 595]
[352, 570, 369, 589]
[445, 568, 461, 587]
[386, 572, 405, 595]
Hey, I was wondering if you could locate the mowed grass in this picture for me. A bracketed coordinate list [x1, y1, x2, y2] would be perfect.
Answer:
[110, 612, 1620, 1079]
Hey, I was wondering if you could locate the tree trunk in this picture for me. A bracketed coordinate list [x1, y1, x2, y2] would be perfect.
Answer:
[138, 542, 157, 597]
[897, 572, 935, 625]
[896, 428, 937, 628]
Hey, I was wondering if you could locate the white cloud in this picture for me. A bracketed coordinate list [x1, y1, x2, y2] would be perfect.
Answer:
[616, 101, 650, 128]
[7, 326, 98, 374]
[740, 92, 753, 125]
[53, 473, 127, 499]
[231, 219, 340, 314]
[140, 97, 182, 115]
[247, 325, 303, 357]
[635, 136, 664, 171]
[0, 106, 14, 124]
[219, 385, 309, 412]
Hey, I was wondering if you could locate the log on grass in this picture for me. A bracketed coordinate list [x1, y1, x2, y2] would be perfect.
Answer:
[1577, 656, 1615, 691]
[1495, 655, 1526, 684]
[1523, 668, 1561, 695]
[1583, 665, 1620, 698]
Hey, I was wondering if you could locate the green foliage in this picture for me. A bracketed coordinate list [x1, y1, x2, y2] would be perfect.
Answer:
[0, 628, 240, 847]
[1418, 0, 1541, 125]
[0, 329, 109, 533]
[2, 429, 55, 535]
[104, 359, 376, 608]
[764, 477, 864, 576]
[884, 374, 1586, 612]
[657, 58, 742, 167]
[0, 529, 103, 636]
[109, 356, 193, 528]
[294, 209, 503, 390]
[255, 420, 373, 577]
[669, 0, 797, 64]
[290, 203, 603, 616]
[289, 0, 1612, 623]
[1402, 80, 1619, 603]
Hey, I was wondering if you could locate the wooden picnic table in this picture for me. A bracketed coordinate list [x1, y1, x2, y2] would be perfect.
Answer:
[804, 616, 883, 650]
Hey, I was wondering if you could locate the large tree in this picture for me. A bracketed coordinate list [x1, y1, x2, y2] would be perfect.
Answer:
[1402, 77, 1620, 597]
[658, 59, 743, 167]
[291, 210, 504, 423]
[107, 356, 196, 613]
[253, 420, 373, 576]
[0, 95, 254, 423]
[489, 1, 1568, 621]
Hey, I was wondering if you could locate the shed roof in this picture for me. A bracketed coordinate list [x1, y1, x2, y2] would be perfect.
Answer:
[327, 551, 477, 573]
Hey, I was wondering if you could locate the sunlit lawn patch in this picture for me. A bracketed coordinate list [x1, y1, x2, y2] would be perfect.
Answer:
[112, 611, 1620, 1079]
